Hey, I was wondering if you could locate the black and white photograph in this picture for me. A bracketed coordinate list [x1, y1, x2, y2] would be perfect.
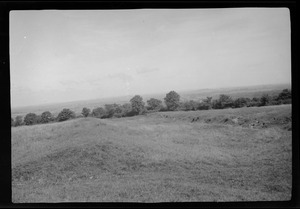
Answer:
[10, 8, 292, 203]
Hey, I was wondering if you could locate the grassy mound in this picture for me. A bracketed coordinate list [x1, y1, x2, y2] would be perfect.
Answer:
[150, 104, 291, 129]
[12, 105, 292, 202]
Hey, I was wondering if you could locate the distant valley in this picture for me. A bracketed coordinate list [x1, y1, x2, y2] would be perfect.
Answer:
[11, 83, 291, 118]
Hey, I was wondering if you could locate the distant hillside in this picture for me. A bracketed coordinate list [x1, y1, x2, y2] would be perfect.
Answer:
[11, 83, 291, 118]
[178, 83, 291, 101]
[11, 96, 133, 118]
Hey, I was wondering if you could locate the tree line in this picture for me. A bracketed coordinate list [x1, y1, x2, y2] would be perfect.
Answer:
[11, 89, 291, 127]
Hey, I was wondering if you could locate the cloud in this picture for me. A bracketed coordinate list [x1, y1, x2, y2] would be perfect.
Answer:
[59, 80, 81, 86]
[107, 73, 134, 83]
[136, 67, 160, 75]
[11, 85, 34, 94]
[86, 77, 106, 86]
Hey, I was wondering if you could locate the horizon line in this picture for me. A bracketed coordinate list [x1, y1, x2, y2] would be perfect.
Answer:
[11, 82, 291, 110]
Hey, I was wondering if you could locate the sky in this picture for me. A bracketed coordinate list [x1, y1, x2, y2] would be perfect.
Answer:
[10, 8, 291, 108]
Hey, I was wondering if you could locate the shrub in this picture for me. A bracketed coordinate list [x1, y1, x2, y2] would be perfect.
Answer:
[280, 98, 291, 104]
[92, 107, 106, 118]
[204, 96, 213, 104]
[57, 108, 76, 122]
[247, 97, 260, 107]
[81, 107, 91, 117]
[36, 115, 43, 124]
[268, 100, 282, 106]
[181, 101, 190, 111]
[275, 89, 292, 104]
[277, 89, 291, 100]
[182, 100, 199, 111]
[121, 103, 133, 117]
[219, 94, 234, 108]
[24, 113, 38, 125]
[41, 111, 53, 123]
[159, 106, 168, 112]
[198, 102, 211, 110]
[260, 94, 271, 106]
[130, 95, 145, 115]
[104, 104, 120, 118]
[147, 98, 163, 112]
[212, 99, 221, 109]
[14, 116, 23, 127]
[198, 97, 212, 110]
[233, 97, 251, 108]
[113, 104, 123, 118]
[176, 101, 185, 111]
[212, 94, 234, 109]
[164, 91, 180, 111]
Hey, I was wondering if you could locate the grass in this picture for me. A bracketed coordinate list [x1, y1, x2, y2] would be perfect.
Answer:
[11, 104, 292, 202]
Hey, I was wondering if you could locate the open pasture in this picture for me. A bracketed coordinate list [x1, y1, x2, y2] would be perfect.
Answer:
[12, 105, 292, 202]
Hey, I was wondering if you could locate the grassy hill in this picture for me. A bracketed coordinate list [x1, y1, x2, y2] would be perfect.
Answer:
[12, 104, 292, 202]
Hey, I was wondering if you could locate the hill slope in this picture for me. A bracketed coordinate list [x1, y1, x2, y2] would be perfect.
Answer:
[12, 105, 292, 202]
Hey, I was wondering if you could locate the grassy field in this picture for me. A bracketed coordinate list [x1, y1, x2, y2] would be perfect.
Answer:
[11, 104, 292, 202]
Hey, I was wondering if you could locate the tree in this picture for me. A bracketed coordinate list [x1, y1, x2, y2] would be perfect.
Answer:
[130, 95, 145, 115]
[260, 94, 271, 106]
[113, 104, 123, 118]
[36, 115, 42, 124]
[233, 97, 251, 108]
[14, 116, 23, 127]
[219, 94, 234, 108]
[268, 98, 281, 106]
[277, 89, 292, 100]
[189, 100, 199, 110]
[57, 108, 76, 122]
[92, 107, 106, 118]
[248, 97, 260, 107]
[24, 113, 38, 125]
[212, 99, 221, 109]
[164, 91, 180, 111]
[182, 100, 199, 111]
[182, 101, 192, 111]
[204, 97, 212, 104]
[213, 94, 234, 109]
[41, 111, 53, 123]
[104, 104, 120, 118]
[147, 98, 163, 111]
[11, 118, 14, 126]
[276, 89, 292, 104]
[121, 103, 133, 117]
[81, 107, 91, 117]
[198, 97, 213, 110]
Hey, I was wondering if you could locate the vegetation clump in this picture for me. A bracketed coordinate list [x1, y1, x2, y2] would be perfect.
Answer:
[130, 95, 146, 115]
[81, 107, 91, 117]
[24, 113, 38, 125]
[164, 91, 181, 111]
[14, 116, 23, 127]
[57, 109, 76, 122]
[147, 98, 163, 112]
[92, 107, 106, 118]
[41, 111, 54, 123]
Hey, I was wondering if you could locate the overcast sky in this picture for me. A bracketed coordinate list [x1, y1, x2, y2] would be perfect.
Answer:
[10, 8, 291, 108]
